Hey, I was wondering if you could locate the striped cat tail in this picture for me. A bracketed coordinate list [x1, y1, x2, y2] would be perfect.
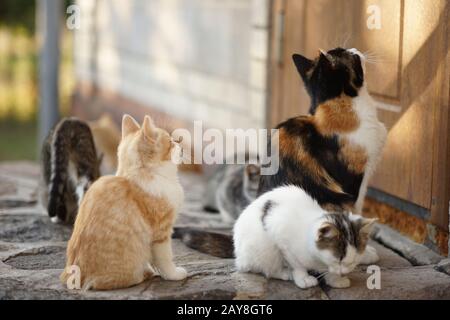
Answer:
[47, 120, 71, 221]
[173, 227, 234, 258]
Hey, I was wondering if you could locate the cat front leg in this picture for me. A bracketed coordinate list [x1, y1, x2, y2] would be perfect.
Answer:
[324, 273, 351, 288]
[359, 245, 380, 265]
[152, 238, 187, 281]
[292, 268, 318, 289]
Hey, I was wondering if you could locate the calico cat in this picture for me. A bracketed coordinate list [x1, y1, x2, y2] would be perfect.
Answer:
[259, 48, 387, 215]
[233, 185, 378, 289]
[40, 117, 101, 224]
[61, 115, 187, 290]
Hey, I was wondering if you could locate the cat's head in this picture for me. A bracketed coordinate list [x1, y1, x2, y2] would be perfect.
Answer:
[117, 114, 182, 169]
[292, 47, 366, 113]
[313, 213, 376, 276]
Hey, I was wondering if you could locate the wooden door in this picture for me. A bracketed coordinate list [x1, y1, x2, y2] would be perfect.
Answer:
[269, 0, 450, 233]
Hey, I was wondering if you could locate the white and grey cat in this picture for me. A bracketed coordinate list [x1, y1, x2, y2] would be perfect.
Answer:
[233, 185, 379, 289]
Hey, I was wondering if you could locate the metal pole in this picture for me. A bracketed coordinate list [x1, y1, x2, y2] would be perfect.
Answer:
[37, 0, 61, 149]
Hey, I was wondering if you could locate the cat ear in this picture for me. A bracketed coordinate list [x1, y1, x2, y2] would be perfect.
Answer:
[318, 50, 333, 68]
[121, 114, 140, 139]
[292, 54, 314, 81]
[142, 115, 157, 140]
[317, 223, 339, 240]
[246, 164, 260, 178]
[142, 116, 159, 140]
[359, 218, 378, 236]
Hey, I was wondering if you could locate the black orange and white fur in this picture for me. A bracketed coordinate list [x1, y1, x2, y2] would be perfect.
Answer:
[259, 48, 387, 215]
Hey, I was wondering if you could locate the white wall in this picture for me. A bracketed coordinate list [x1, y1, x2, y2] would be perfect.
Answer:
[74, 0, 270, 129]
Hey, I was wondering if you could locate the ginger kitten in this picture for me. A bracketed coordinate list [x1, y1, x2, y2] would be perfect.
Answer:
[61, 114, 187, 290]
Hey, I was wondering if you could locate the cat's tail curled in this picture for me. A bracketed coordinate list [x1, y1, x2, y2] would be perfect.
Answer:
[172, 227, 234, 259]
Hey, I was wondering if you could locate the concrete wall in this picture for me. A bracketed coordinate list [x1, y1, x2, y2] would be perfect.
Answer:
[74, 0, 270, 129]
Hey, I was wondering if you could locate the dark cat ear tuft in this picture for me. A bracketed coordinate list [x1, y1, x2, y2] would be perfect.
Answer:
[292, 54, 314, 81]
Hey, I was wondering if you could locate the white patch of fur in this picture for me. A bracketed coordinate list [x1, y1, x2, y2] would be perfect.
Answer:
[233, 186, 367, 289]
[68, 160, 90, 205]
[75, 176, 89, 205]
[136, 161, 184, 212]
[346, 85, 387, 214]
[50, 216, 61, 224]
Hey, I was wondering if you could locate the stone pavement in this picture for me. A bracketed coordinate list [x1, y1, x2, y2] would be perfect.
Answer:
[1, 162, 450, 300]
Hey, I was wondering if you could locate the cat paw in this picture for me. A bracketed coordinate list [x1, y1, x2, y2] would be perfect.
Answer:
[50, 216, 61, 224]
[325, 274, 351, 288]
[163, 267, 188, 281]
[294, 275, 318, 289]
[360, 245, 380, 265]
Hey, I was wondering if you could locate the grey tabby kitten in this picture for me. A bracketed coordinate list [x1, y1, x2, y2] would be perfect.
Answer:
[40, 117, 101, 224]
[203, 163, 260, 223]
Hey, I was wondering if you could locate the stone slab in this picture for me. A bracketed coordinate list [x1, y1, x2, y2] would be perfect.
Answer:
[324, 265, 450, 300]
[0, 162, 448, 300]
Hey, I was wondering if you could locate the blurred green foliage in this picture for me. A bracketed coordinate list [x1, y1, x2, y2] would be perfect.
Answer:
[0, 0, 36, 33]
[0, 0, 74, 160]
[0, 120, 37, 161]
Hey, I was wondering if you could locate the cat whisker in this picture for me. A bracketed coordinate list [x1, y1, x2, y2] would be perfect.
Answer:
[316, 271, 329, 280]
[342, 33, 351, 48]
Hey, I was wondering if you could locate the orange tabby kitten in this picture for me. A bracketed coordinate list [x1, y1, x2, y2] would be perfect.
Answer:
[61, 114, 187, 290]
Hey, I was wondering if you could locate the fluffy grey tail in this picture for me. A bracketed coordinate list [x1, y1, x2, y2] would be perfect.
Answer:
[173, 227, 234, 258]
